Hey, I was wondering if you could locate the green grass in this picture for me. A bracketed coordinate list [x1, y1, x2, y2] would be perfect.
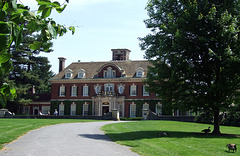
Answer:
[101, 121, 240, 156]
[0, 118, 99, 150]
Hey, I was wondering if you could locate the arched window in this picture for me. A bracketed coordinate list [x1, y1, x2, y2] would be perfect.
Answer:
[71, 85, 78, 97]
[156, 102, 162, 116]
[130, 102, 136, 117]
[65, 69, 73, 79]
[143, 103, 149, 110]
[71, 103, 76, 115]
[143, 85, 149, 96]
[83, 84, 89, 96]
[104, 67, 116, 78]
[130, 83, 137, 96]
[118, 85, 124, 94]
[83, 103, 89, 116]
[59, 102, 64, 116]
[59, 85, 66, 97]
[78, 69, 86, 78]
[136, 67, 144, 77]
[94, 84, 101, 94]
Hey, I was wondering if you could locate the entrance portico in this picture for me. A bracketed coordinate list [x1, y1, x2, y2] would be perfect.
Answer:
[92, 94, 125, 117]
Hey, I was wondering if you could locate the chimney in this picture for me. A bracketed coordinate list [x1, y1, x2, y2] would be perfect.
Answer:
[58, 57, 66, 72]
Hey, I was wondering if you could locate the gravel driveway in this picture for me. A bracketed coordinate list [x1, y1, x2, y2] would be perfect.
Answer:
[0, 121, 139, 156]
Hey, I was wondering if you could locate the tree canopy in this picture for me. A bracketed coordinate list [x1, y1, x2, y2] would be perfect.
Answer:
[0, 0, 74, 107]
[140, 0, 240, 134]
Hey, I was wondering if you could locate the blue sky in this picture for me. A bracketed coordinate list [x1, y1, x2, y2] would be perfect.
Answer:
[19, 0, 150, 74]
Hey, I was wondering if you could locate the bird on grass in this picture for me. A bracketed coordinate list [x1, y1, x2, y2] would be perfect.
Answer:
[227, 144, 237, 152]
[201, 126, 211, 134]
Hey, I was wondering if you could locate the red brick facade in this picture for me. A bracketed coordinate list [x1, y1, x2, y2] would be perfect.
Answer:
[49, 49, 162, 117]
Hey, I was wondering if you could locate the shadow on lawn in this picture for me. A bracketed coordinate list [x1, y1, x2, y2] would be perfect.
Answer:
[79, 131, 239, 142]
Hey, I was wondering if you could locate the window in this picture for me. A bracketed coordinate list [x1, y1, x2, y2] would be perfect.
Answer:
[59, 102, 64, 116]
[83, 103, 88, 115]
[22, 106, 30, 115]
[156, 102, 162, 116]
[143, 85, 149, 96]
[59, 85, 66, 97]
[118, 104, 123, 117]
[104, 67, 116, 78]
[130, 103, 136, 118]
[118, 85, 124, 94]
[143, 103, 149, 110]
[83, 85, 89, 96]
[136, 67, 144, 77]
[94, 85, 101, 94]
[78, 69, 86, 78]
[104, 84, 114, 92]
[65, 69, 73, 79]
[71, 103, 76, 115]
[42, 106, 50, 114]
[71, 85, 78, 97]
[130, 84, 137, 96]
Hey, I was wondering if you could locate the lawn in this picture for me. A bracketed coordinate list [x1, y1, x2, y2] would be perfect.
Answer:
[0, 118, 99, 150]
[101, 121, 240, 156]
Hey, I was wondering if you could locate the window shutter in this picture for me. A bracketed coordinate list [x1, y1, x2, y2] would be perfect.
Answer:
[76, 86, 78, 96]
[129, 86, 131, 96]
[136, 85, 138, 96]
[58, 86, 60, 97]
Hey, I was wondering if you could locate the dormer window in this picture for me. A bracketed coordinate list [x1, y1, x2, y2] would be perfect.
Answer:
[136, 67, 144, 77]
[104, 67, 116, 78]
[65, 69, 73, 79]
[78, 69, 86, 78]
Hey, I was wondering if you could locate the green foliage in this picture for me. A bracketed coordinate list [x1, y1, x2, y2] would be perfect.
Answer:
[0, 0, 74, 107]
[221, 104, 240, 126]
[195, 110, 213, 124]
[102, 121, 240, 156]
[140, 0, 240, 134]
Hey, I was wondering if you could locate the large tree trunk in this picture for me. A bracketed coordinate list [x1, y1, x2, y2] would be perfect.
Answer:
[212, 109, 221, 135]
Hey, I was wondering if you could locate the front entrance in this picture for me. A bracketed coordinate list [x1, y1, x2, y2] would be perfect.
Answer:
[33, 106, 39, 115]
[102, 106, 109, 116]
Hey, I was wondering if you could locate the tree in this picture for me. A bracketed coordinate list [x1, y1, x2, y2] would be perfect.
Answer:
[140, 0, 240, 134]
[0, 0, 74, 107]
[7, 30, 54, 110]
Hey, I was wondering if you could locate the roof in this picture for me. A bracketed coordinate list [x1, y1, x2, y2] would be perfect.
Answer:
[51, 60, 151, 80]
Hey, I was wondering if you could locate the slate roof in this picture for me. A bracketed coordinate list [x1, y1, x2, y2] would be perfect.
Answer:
[51, 60, 151, 80]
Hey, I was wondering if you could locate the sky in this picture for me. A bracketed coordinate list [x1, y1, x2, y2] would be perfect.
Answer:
[18, 0, 150, 74]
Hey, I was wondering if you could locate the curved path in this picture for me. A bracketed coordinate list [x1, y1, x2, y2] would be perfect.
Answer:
[0, 121, 139, 156]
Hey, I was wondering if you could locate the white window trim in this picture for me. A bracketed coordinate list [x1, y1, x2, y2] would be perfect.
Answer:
[59, 102, 64, 116]
[65, 69, 73, 79]
[83, 85, 89, 96]
[78, 69, 86, 78]
[59, 85, 66, 97]
[104, 84, 114, 92]
[143, 103, 149, 110]
[130, 103, 136, 118]
[83, 102, 89, 116]
[71, 103, 76, 116]
[94, 84, 101, 94]
[130, 84, 137, 96]
[136, 67, 144, 77]
[143, 85, 149, 96]
[71, 85, 78, 97]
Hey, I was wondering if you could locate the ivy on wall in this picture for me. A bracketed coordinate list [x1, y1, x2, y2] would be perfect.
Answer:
[50, 101, 92, 115]
[127, 100, 162, 117]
